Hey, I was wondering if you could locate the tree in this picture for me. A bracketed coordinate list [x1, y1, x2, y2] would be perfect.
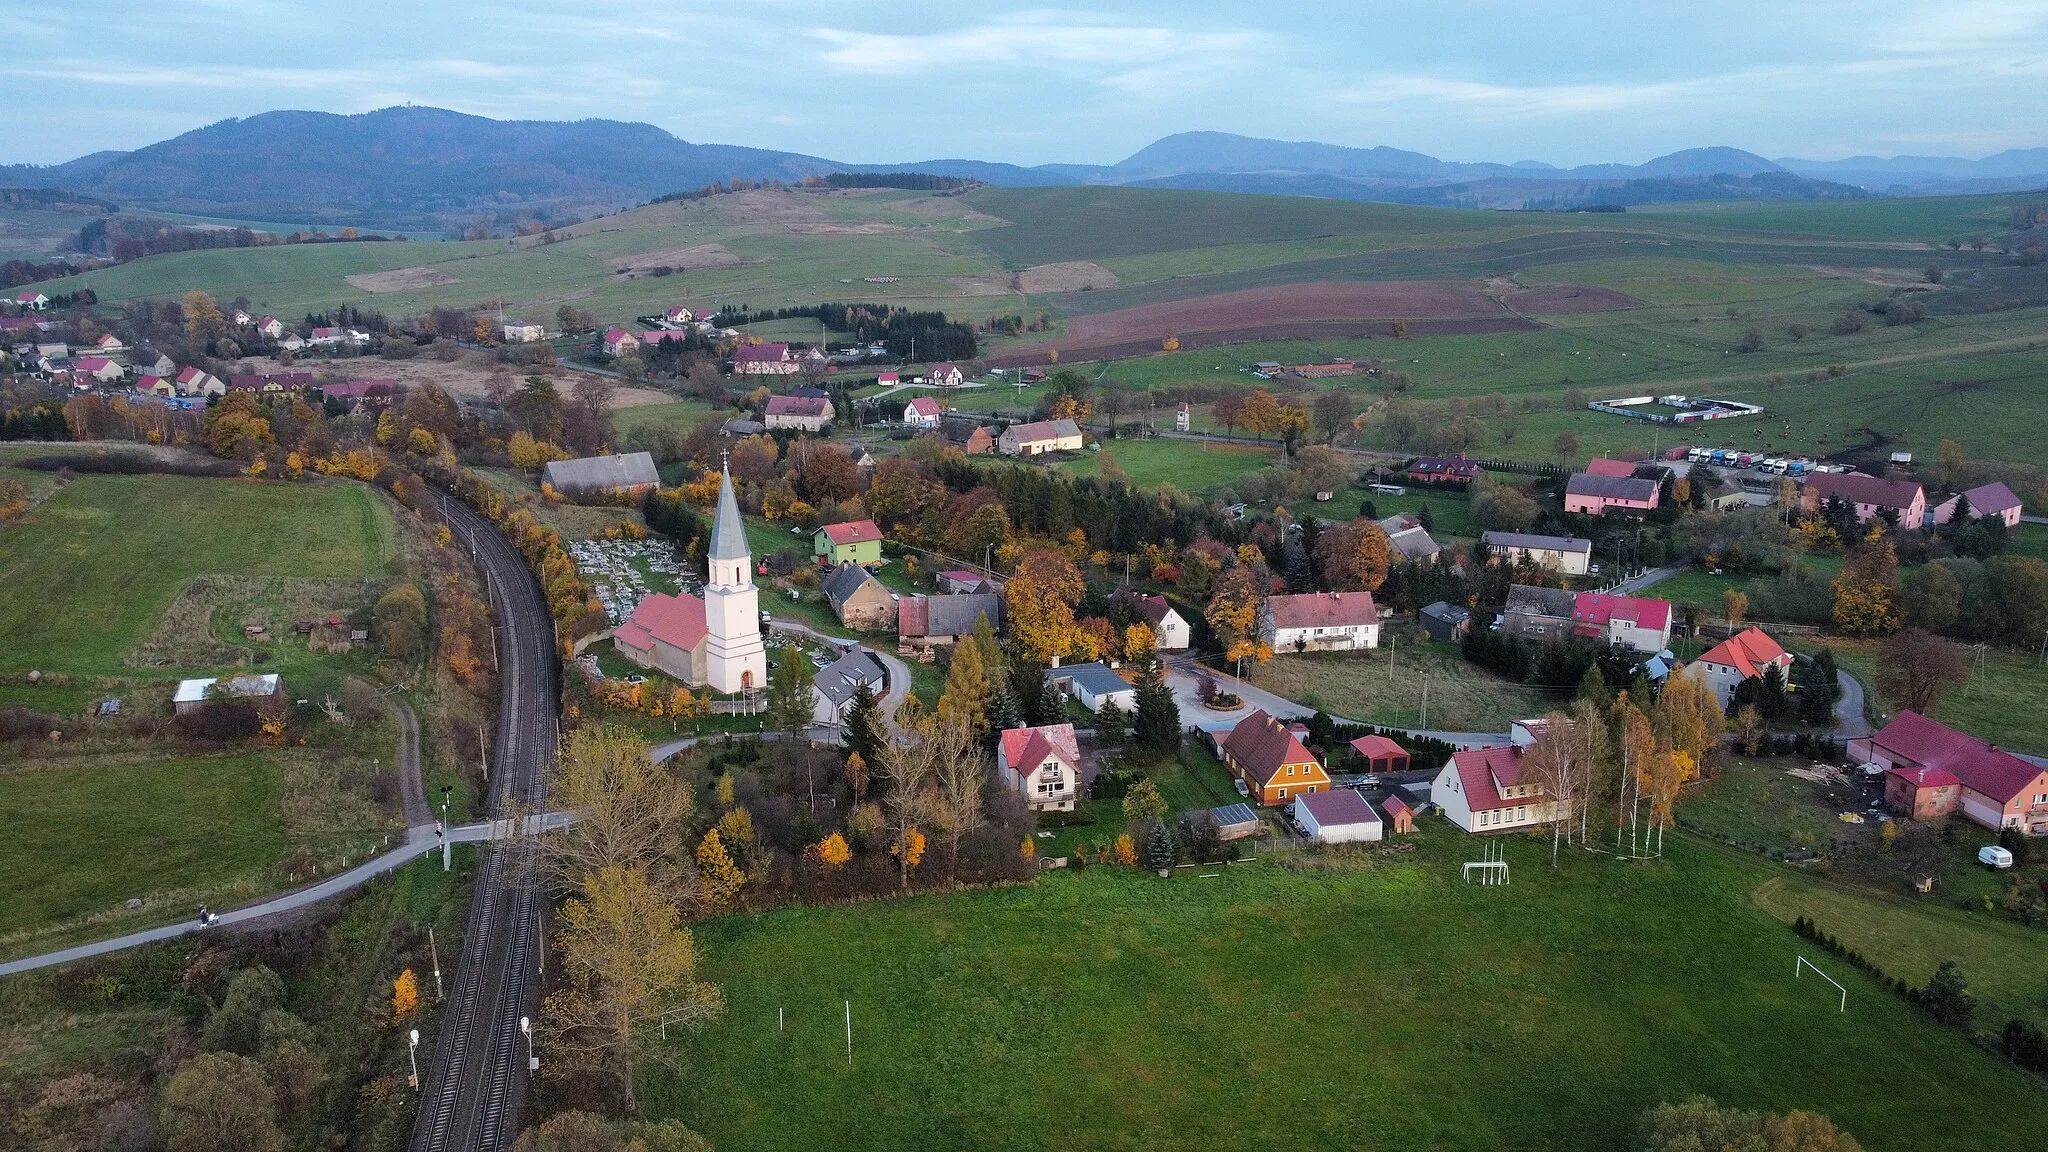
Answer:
[766, 645, 816, 735]
[1922, 960, 1975, 1029]
[1551, 432, 1579, 462]
[1830, 541, 1902, 637]
[183, 290, 226, 345]
[1937, 439, 1967, 493]
[1902, 563, 1962, 632]
[1734, 704, 1767, 755]
[1123, 779, 1168, 828]
[1738, 326, 1765, 353]
[1521, 710, 1598, 865]
[1312, 389, 1354, 444]
[1348, 520, 1392, 591]
[1130, 663, 1182, 759]
[1005, 549, 1084, 665]
[155, 1057, 280, 1152]
[1205, 565, 1270, 670]
[372, 582, 428, 660]
[1293, 444, 1349, 497]
[923, 712, 987, 878]
[842, 684, 886, 771]
[545, 865, 722, 1112]
[1721, 588, 1748, 633]
[1140, 821, 1180, 871]
[1472, 483, 1538, 532]
[1239, 389, 1281, 440]
[881, 712, 948, 889]
[1640, 1096, 1861, 1152]
[694, 830, 744, 906]
[815, 832, 851, 869]
[391, 969, 419, 1021]
[201, 965, 284, 1055]
[546, 724, 695, 892]
[936, 632, 991, 737]
[1876, 628, 1970, 715]
[1211, 393, 1246, 437]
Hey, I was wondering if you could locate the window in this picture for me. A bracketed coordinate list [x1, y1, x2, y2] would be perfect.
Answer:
[1277, 787, 1288, 799]
[1286, 765, 1295, 776]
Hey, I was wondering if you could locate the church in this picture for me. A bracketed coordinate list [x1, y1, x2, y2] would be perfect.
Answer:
[612, 466, 769, 693]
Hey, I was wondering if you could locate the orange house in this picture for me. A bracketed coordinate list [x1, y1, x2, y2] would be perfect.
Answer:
[1221, 709, 1330, 806]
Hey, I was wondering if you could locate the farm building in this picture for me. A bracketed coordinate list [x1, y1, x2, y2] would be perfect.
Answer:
[1801, 473, 1926, 527]
[1503, 584, 1578, 644]
[1050, 662, 1137, 713]
[1692, 627, 1793, 708]
[541, 452, 661, 502]
[940, 417, 996, 455]
[1381, 793, 1416, 835]
[822, 563, 896, 631]
[1482, 531, 1591, 575]
[1932, 481, 2024, 529]
[1348, 735, 1410, 774]
[1293, 789, 1383, 844]
[172, 674, 285, 715]
[1261, 591, 1379, 652]
[998, 418, 1083, 456]
[935, 570, 997, 595]
[138, 374, 174, 397]
[1175, 402, 1191, 431]
[1419, 601, 1472, 642]
[1221, 709, 1330, 807]
[1564, 472, 1660, 516]
[898, 593, 1002, 648]
[1134, 594, 1191, 651]
[811, 647, 887, 727]
[902, 396, 943, 428]
[764, 390, 833, 431]
[612, 592, 709, 684]
[732, 342, 798, 375]
[503, 323, 546, 342]
[814, 519, 884, 567]
[1431, 745, 1565, 834]
[722, 418, 766, 438]
[1855, 712, 2048, 835]
[998, 723, 1082, 812]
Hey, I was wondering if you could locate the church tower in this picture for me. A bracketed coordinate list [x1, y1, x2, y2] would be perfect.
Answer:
[703, 464, 768, 694]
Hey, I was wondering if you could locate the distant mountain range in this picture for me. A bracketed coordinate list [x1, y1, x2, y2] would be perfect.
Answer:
[1, 109, 2042, 235]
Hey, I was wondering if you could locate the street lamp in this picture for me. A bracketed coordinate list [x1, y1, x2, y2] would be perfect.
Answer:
[407, 1029, 421, 1090]
[520, 1016, 538, 1073]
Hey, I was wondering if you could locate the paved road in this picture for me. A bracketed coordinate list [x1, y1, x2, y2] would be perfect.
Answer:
[1831, 667, 1871, 740]
[767, 619, 912, 738]
[1607, 563, 1688, 596]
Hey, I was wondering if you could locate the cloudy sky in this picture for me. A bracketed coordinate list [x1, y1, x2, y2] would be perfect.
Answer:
[6, 0, 2048, 165]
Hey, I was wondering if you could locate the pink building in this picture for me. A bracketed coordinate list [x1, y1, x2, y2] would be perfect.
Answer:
[1932, 481, 2023, 529]
[1564, 472, 1659, 516]
[1570, 591, 1672, 653]
[1802, 473, 1925, 527]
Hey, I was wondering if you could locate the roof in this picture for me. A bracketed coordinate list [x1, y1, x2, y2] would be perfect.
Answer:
[1000, 723, 1080, 773]
[822, 562, 885, 607]
[928, 360, 962, 376]
[1209, 802, 1260, 830]
[1135, 594, 1181, 628]
[603, 326, 633, 342]
[1584, 457, 1637, 477]
[1381, 793, 1414, 817]
[1450, 745, 1533, 811]
[1572, 591, 1672, 634]
[1421, 600, 1471, 624]
[1484, 531, 1591, 555]
[904, 396, 941, 417]
[818, 519, 883, 546]
[1296, 789, 1381, 828]
[733, 342, 791, 363]
[1053, 662, 1134, 699]
[1806, 472, 1923, 511]
[1506, 584, 1577, 619]
[765, 393, 832, 417]
[940, 416, 990, 443]
[1268, 591, 1378, 631]
[709, 467, 748, 561]
[1886, 764, 1962, 790]
[172, 673, 281, 704]
[322, 378, 394, 400]
[1697, 627, 1790, 679]
[899, 593, 1002, 638]
[1961, 481, 2022, 517]
[1867, 711, 2046, 804]
[722, 418, 765, 436]
[1408, 453, 1478, 475]
[1223, 709, 1320, 786]
[1350, 734, 1406, 761]
[1387, 525, 1441, 561]
[1566, 472, 1659, 503]
[814, 648, 887, 706]
[1003, 418, 1081, 444]
[541, 452, 660, 493]
[613, 592, 707, 656]
[74, 355, 113, 371]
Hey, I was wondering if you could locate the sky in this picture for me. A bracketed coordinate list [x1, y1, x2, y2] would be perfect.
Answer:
[6, 0, 2048, 166]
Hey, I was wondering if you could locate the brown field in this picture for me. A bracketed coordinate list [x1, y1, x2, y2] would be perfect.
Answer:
[1065, 280, 1511, 344]
[1019, 261, 1118, 292]
[610, 243, 742, 277]
[1502, 285, 1642, 313]
[344, 266, 461, 293]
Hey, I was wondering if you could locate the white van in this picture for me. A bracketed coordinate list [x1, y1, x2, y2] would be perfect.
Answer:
[1979, 844, 2015, 869]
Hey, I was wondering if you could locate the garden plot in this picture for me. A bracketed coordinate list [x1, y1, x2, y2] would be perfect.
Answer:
[569, 538, 688, 624]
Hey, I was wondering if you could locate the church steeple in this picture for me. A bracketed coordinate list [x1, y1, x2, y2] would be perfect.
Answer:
[701, 460, 766, 694]
[709, 462, 749, 567]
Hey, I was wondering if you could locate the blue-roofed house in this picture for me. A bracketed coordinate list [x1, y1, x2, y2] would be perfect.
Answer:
[1050, 661, 1137, 713]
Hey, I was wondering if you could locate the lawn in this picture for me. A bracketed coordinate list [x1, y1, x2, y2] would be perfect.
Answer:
[1819, 640, 2048, 754]
[0, 475, 397, 677]
[1250, 639, 1560, 732]
[1060, 438, 1276, 494]
[644, 832, 2048, 1152]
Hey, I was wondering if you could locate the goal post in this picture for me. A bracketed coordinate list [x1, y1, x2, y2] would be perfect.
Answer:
[1795, 955, 1847, 1013]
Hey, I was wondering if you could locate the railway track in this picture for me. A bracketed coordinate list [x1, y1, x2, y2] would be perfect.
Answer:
[411, 491, 558, 1152]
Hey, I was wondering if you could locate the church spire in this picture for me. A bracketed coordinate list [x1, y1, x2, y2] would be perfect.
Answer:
[709, 460, 748, 562]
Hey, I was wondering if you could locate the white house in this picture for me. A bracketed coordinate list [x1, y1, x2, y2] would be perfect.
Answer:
[503, 323, 546, 343]
[1481, 531, 1592, 576]
[255, 316, 285, 339]
[71, 356, 125, 384]
[1431, 745, 1566, 833]
[1135, 595, 1191, 651]
[1293, 789, 1383, 845]
[926, 361, 965, 387]
[1262, 591, 1379, 653]
[998, 723, 1082, 812]
[811, 647, 887, 727]
[1570, 592, 1673, 655]
[903, 396, 942, 428]
[1050, 662, 1137, 713]
[1175, 402, 1191, 432]
[1691, 627, 1793, 708]
[997, 418, 1083, 456]
[15, 291, 50, 310]
[602, 327, 640, 356]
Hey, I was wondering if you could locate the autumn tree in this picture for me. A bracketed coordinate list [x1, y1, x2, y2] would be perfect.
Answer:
[372, 582, 428, 660]
[1312, 389, 1355, 444]
[1721, 588, 1748, 633]
[1205, 565, 1271, 671]
[1641, 1096, 1863, 1152]
[1831, 540, 1903, 637]
[1653, 667, 1723, 777]
[1877, 628, 1971, 715]
[1006, 548, 1084, 665]
[544, 865, 722, 1112]
[815, 832, 851, 869]
[1552, 431, 1579, 463]
[1937, 438, 1966, 493]
[1211, 393, 1246, 437]
[391, 969, 419, 1021]
[1292, 444, 1350, 497]
[881, 716, 942, 888]
[545, 724, 696, 893]
[1122, 778, 1168, 828]
[922, 711, 987, 879]
[1239, 389, 1282, 440]
[1521, 709, 1599, 865]
[183, 290, 227, 345]
[936, 637, 990, 738]
[161, 1053, 282, 1152]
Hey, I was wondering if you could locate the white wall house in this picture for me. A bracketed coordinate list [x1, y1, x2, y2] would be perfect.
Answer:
[1051, 663, 1137, 713]
[1136, 595, 1191, 651]
[1431, 745, 1566, 833]
[1262, 591, 1379, 653]
[999, 723, 1082, 812]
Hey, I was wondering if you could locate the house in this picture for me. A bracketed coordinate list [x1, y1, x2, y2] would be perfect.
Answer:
[139, 351, 175, 376]
[612, 592, 710, 684]
[721, 418, 766, 438]
[139, 374, 176, 397]
[1175, 402, 1191, 432]
[811, 647, 887, 726]
[1853, 711, 2048, 835]
[663, 305, 696, 324]
[172, 673, 285, 716]
[1381, 793, 1416, 835]
[1692, 627, 1794, 708]
[875, 370, 900, 387]
[1262, 591, 1380, 653]
[902, 396, 943, 428]
[255, 316, 285, 339]
[1584, 457, 1637, 478]
[1570, 591, 1673, 653]
[1419, 601, 1472, 642]
[936, 570, 997, 595]
[1932, 481, 2024, 529]
[813, 519, 884, 567]
[998, 723, 1082, 812]
[1431, 744, 1565, 833]
[1220, 709, 1330, 806]
[822, 563, 896, 631]
[639, 329, 691, 348]
[1407, 453, 1479, 484]
[14, 291, 49, 310]
[1482, 531, 1591, 576]
[1802, 473, 1926, 527]
[541, 452, 661, 501]
[92, 332, 125, 352]
[1050, 662, 1137, 713]
[278, 334, 306, 352]
[732, 342, 798, 375]
[72, 356, 125, 384]
[925, 361, 965, 387]
[1386, 524, 1442, 564]
[602, 327, 640, 356]
[1134, 595, 1191, 651]
[940, 417, 995, 455]
[1349, 734, 1410, 774]
[307, 326, 345, 346]
[172, 365, 224, 396]
[503, 323, 546, 343]
[1294, 789, 1383, 844]
[1503, 584, 1578, 643]
[898, 593, 1002, 647]
[232, 310, 252, 326]
[1565, 472, 1660, 516]
[764, 391, 834, 432]
[320, 378, 396, 408]
[997, 418, 1083, 456]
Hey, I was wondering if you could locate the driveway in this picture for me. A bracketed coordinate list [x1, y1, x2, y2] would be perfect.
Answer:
[1832, 667, 1871, 740]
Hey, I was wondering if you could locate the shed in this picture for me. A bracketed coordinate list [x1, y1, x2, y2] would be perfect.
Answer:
[1348, 734, 1411, 774]
[1380, 793, 1415, 835]
[1208, 803, 1261, 841]
[1050, 662, 1137, 713]
[1293, 789, 1383, 845]
[1419, 601, 1472, 642]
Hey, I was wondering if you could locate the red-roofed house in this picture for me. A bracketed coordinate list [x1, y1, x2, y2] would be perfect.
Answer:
[1431, 745, 1566, 833]
[1852, 712, 2048, 834]
[1407, 453, 1478, 484]
[1565, 472, 1660, 516]
[663, 305, 695, 324]
[1933, 481, 2024, 529]
[1803, 473, 1926, 526]
[1692, 626, 1794, 707]
[138, 374, 175, 397]
[1885, 764, 1964, 821]
[1134, 595, 1191, 651]
[255, 316, 285, 339]
[175, 366, 225, 397]
[732, 342, 798, 375]
[925, 361, 965, 387]
[813, 519, 884, 566]
[1221, 709, 1330, 806]
[1261, 591, 1379, 652]
[1348, 735, 1410, 774]
[321, 378, 396, 406]
[902, 396, 942, 428]
[1584, 457, 1637, 478]
[1571, 591, 1672, 653]
[602, 327, 640, 356]
[14, 291, 49, 310]
[764, 391, 833, 431]
[612, 592, 711, 685]
[998, 723, 1082, 812]
[72, 355, 124, 384]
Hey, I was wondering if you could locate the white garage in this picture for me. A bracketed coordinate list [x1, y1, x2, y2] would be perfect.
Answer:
[1293, 789, 1383, 845]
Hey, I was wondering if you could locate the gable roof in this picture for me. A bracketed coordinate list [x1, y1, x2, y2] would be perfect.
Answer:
[814, 648, 887, 706]
[1134, 594, 1181, 628]
[1960, 481, 2022, 517]
[1886, 764, 1962, 790]
[822, 562, 885, 608]
[733, 342, 791, 363]
[1484, 531, 1591, 555]
[1572, 591, 1671, 634]
[1506, 584, 1577, 619]
[899, 592, 1002, 638]
[613, 592, 707, 656]
[603, 326, 633, 343]
[1052, 661, 1133, 698]
[322, 378, 395, 401]
[1698, 627, 1790, 679]
[1349, 734, 1406, 761]
[1421, 600, 1471, 625]
[765, 392, 831, 417]
[1004, 418, 1081, 444]
[1408, 453, 1478, 476]
[1566, 472, 1658, 502]
[1269, 591, 1378, 631]
[1386, 525, 1441, 561]
[1000, 723, 1080, 774]
[818, 519, 883, 546]
[904, 396, 941, 417]
[541, 452, 660, 492]
[1867, 711, 2046, 804]
[1806, 472, 1923, 511]
[1296, 788, 1380, 827]
[1584, 457, 1637, 477]
[1223, 709, 1320, 786]
[1449, 745, 1535, 810]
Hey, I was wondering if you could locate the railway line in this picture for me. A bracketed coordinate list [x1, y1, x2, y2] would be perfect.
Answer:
[411, 491, 558, 1152]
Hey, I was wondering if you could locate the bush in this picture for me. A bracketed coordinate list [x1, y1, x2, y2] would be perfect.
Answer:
[2002, 1017, 2048, 1073]
[200, 965, 285, 1054]
[172, 701, 261, 742]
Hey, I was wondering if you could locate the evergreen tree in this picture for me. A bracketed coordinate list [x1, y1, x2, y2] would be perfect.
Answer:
[1576, 664, 1609, 705]
[1141, 820, 1181, 871]
[841, 682, 886, 767]
[985, 690, 1025, 735]
[1922, 960, 1975, 1029]
[1009, 659, 1062, 725]
[1095, 699, 1129, 746]
[766, 645, 816, 735]
[1131, 663, 1183, 759]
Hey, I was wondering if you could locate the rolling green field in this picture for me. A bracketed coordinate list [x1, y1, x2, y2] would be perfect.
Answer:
[645, 832, 2048, 1152]
[1250, 638, 1561, 730]
[1818, 640, 2048, 753]
[0, 475, 398, 678]
[1059, 438, 1276, 493]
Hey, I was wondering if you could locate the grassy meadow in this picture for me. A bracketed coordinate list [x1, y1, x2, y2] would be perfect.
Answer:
[1250, 638, 1561, 731]
[645, 832, 2048, 1152]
